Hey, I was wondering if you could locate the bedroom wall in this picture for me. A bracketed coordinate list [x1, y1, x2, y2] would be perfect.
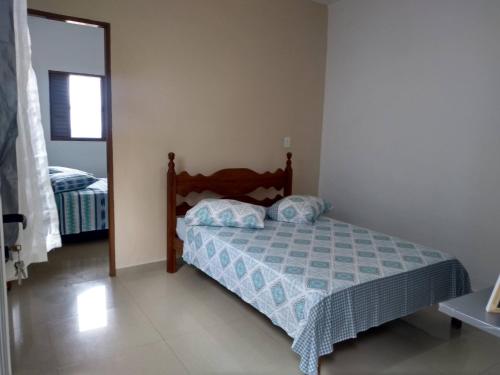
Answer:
[28, 16, 107, 178]
[320, 0, 500, 288]
[28, 0, 328, 269]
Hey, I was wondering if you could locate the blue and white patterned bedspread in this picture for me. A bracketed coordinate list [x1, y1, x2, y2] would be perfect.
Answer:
[178, 216, 470, 374]
[54, 178, 108, 235]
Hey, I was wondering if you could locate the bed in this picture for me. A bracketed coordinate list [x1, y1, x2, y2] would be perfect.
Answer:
[53, 176, 109, 236]
[166, 153, 470, 375]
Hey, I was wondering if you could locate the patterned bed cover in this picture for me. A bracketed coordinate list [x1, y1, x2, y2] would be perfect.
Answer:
[54, 178, 108, 236]
[177, 216, 470, 374]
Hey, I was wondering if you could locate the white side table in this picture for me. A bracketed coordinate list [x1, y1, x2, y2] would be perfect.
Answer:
[439, 288, 500, 338]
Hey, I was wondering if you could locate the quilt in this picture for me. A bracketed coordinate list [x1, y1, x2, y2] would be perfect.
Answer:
[54, 178, 108, 235]
[178, 216, 470, 374]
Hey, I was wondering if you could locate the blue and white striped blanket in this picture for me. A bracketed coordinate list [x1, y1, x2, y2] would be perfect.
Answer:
[54, 178, 108, 235]
[178, 216, 470, 374]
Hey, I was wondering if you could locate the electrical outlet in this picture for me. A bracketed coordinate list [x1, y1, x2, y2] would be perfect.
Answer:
[283, 136, 291, 148]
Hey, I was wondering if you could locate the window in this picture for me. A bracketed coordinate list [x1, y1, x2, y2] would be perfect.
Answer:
[49, 71, 106, 141]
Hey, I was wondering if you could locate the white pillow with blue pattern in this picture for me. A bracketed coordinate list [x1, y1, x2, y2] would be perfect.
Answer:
[185, 199, 266, 229]
[267, 195, 331, 224]
[49, 166, 87, 175]
[49, 167, 98, 193]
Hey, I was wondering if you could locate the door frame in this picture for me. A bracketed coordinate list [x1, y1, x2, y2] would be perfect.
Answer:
[0, 200, 11, 375]
[27, 9, 116, 276]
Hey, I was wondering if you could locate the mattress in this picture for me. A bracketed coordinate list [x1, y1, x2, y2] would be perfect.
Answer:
[177, 216, 470, 375]
[54, 178, 108, 235]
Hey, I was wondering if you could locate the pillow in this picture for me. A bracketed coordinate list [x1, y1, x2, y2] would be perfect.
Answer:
[185, 199, 266, 229]
[267, 195, 331, 224]
[49, 168, 98, 193]
[49, 166, 87, 175]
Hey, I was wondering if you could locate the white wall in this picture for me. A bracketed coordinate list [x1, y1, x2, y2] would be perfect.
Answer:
[29, 16, 107, 177]
[320, 0, 500, 288]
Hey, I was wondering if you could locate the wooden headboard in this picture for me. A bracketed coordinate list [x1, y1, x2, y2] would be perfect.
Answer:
[166, 152, 293, 273]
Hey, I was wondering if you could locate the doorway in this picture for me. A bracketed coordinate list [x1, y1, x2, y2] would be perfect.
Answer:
[27, 9, 115, 277]
[6, 10, 115, 374]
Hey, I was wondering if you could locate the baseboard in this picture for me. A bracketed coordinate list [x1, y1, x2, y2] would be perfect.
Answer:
[116, 257, 166, 271]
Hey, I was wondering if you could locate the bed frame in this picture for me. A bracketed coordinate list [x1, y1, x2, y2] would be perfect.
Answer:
[165, 152, 461, 374]
[166, 152, 293, 273]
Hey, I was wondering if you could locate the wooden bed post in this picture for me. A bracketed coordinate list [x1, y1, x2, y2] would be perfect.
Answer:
[284, 152, 293, 197]
[167, 152, 177, 273]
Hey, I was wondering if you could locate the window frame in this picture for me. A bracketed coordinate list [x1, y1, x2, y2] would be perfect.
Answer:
[48, 70, 108, 142]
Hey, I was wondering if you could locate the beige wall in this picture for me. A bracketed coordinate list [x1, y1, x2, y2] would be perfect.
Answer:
[28, 0, 327, 268]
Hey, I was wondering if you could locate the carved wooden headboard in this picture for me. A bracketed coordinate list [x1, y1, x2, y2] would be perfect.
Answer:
[166, 152, 293, 273]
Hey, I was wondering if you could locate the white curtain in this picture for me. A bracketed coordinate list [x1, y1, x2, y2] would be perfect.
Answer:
[6, 0, 61, 280]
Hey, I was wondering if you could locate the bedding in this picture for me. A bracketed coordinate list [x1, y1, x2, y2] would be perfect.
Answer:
[49, 166, 89, 175]
[54, 178, 108, 235]
[185, 199, 266, 229]
[50, 168, 98, 193]
[177, 216, 470, 375]
[267, 195, 331, 224]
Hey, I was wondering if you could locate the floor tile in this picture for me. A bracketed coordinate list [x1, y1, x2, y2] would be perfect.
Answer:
[481, 362, 500, 375]
[420, 328, 500, 375]
[137, 289, 228, 341]
[8, 240, 500, 375]
[381, 357, 443, 375]
[48, 304, 162, 368]
[202, 317, 298, 370]
[58, 341, 188, 375]
[9, 277, 132, 330]
[318, 322, 439, 375]
[10, 323, 58, 374]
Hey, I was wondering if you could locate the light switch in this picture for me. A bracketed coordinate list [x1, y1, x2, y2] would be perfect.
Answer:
[283, 136, 291, 148]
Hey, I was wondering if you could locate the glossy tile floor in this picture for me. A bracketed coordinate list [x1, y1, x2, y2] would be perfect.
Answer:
[8, 240, 500, 375]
